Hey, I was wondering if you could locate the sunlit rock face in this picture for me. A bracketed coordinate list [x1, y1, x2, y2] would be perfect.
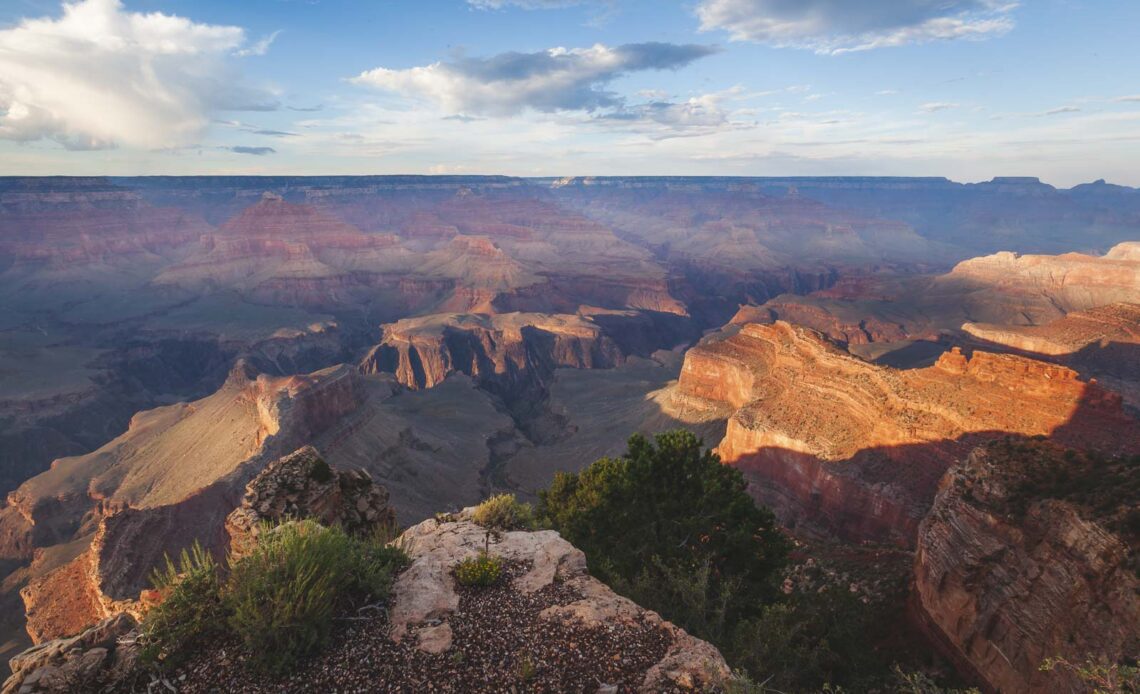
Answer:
[675, 321, 1140, 546]
[6, 362, 364, 644]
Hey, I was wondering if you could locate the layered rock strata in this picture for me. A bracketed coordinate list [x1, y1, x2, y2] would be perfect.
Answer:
[675, 321, 1140, 545]
[359, 312, 626, 391]
[5, 362, 364, 643]
[914, 441, 1139, 693]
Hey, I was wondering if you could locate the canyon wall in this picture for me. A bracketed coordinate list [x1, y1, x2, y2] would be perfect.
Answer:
[675, 321, 1140, 545]
[914, 441, 1139, 693]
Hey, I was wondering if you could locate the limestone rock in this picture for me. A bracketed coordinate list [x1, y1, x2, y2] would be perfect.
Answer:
[390, 511, 730, 690]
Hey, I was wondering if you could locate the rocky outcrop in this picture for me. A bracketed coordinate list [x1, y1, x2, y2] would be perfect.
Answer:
[963, 302, 1140, 410]
[962, 302, 1140, 357]
[914, 441, 1139, 693]
[225, 446, 395, 561]
[4, 508, 730, 693]
[359, 312, 626, 391]
[675, 321, 1140, 545]
[942, 244, 1140, 320]
[2, 614, 138, 694]
[4, 362, 365, 644]
[391, 510, 730, 691]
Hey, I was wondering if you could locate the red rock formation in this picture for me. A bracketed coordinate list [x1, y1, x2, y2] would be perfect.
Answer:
[359, 312, 624, 391]
[4, 362, 366, 643]
[914, 441, 1139, 693]
[675, 321, 1140, 545]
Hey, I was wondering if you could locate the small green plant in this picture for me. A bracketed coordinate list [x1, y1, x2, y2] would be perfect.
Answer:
[472, 493, 535, 531]
[139, 541, 225, 668]
[226, 520, 407, 674]
[454, 552, 503, 587]
[1041, 655, 1140, 694]
[517, 654, 537, 682]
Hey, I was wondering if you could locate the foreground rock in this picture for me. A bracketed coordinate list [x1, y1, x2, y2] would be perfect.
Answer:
[2, 614, 138, 694]
[675, 321, 1140, 545]
[225, 445, 395, 560]
[4, 503, 728, 693]
[389, 511, 729, 691]
[914, 440, 1139, 693]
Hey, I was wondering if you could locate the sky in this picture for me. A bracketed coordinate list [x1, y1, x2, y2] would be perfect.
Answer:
[0, 0, 1138, 185]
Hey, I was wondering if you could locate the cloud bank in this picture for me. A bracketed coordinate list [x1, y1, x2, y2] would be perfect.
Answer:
[351, 42, 718, 117]
[0, 0, 275, 150]
[696, 0, 1016, 53]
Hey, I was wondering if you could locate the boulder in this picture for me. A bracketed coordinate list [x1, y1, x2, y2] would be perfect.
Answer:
[225, 446, 395, 560]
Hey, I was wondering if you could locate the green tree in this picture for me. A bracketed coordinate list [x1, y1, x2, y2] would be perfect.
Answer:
[539, 430, 790, 643]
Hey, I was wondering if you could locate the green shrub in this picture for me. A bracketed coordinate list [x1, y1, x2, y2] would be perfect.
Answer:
[472, 493, 535, 531]
[225, 520, 406, 674]
[139, 541, 225, 668]
[454, 552, 503, 587]
[539, 431, 789, 647]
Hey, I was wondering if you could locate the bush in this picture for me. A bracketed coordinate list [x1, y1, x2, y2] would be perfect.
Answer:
[539, 431, 789, 644]
[454, 552, 503, 587]
[139, 541, 226, 668]
[472, 493, 535, 531]
[225, 520, 406, 674]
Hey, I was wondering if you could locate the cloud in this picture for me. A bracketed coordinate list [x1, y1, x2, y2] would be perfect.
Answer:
[603, 95, 730, 129]
[1114, 95, 1140, 103]
[351, 42, 718, 117]
[1043, 106, 1080, 116]
[0, 0, 276, 150]
[236, 30, 281, 57]
[229, 145, 275, 155]
[696, 0, 1016, 53]
[920, 101, 959, 113]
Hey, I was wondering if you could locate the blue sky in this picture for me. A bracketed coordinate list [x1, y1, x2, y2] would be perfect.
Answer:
[1, 0, 1138, 185]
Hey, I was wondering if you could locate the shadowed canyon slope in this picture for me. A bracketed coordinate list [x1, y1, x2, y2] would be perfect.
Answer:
[674, 321, 1140, 545]
[914, 440, 1139, 694]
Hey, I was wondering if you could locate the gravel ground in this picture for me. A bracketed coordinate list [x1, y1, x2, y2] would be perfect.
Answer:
[125, 562, 676, 693]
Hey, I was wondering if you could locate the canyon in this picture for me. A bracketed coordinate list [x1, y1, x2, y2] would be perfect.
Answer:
[672, 321, 1140, 546]
[1, 175, 1139, 688]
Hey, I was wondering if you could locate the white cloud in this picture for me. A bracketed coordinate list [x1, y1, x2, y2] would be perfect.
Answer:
[920, 102, 960, 113]
[1114, 95, 1140, 103]
[350, 42, 718, 117]
[696, 0, 1016, 54]
[236, 30, 282, 58]
[0, 0, 275, 150]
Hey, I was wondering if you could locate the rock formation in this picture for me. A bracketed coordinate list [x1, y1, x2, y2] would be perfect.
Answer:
[359, 312, 626, 391]
[4, 362, 364, 644]
[963, 302, 1140, 410]
[913, 440, 1139, 693]
[3, 508, 730, 694]
[360, 509, 729, 691]
[2, 614, 138, 694]
[225, 446, 395, 561]
[675, 321, 1140, 545]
